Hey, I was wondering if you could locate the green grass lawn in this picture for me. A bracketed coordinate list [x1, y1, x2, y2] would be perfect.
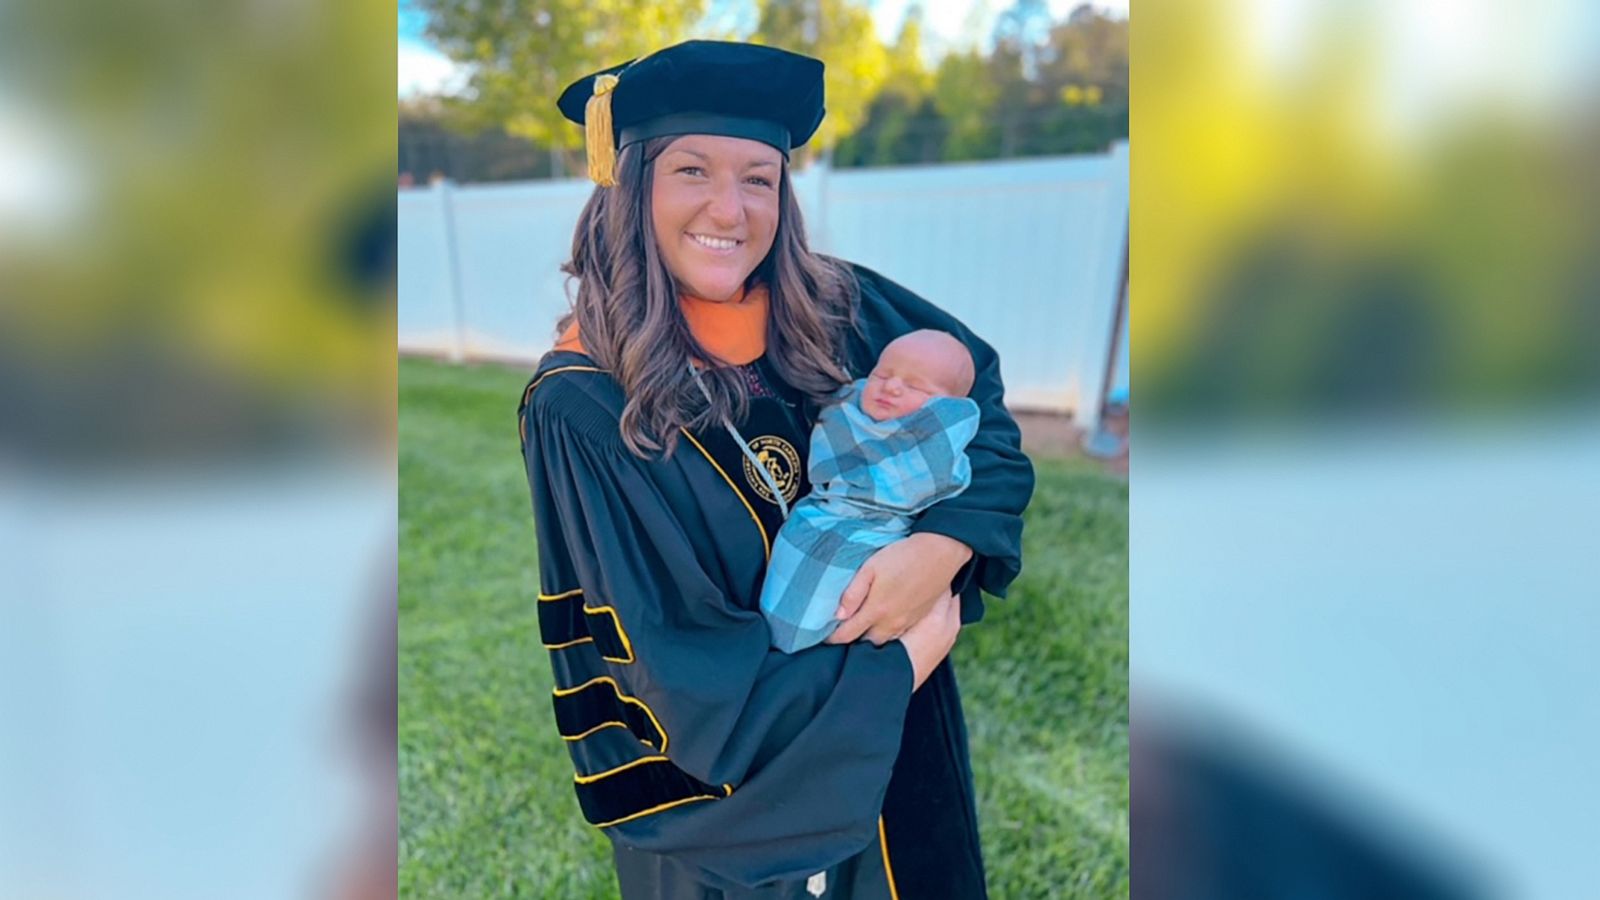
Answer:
[400, 357, 1128, 898]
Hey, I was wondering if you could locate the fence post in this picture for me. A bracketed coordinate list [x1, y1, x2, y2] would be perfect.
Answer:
[436, 178, 468, 362]
[1077, 141, 1131, 430]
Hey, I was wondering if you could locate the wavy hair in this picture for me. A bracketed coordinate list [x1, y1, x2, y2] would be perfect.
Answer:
[558, 135, 858, 457]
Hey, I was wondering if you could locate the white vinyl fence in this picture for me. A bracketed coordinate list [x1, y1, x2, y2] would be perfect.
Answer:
[400, 141, 1128, 426]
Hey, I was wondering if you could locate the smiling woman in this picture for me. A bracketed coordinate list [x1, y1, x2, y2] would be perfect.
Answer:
[515, 39, 1035, 899]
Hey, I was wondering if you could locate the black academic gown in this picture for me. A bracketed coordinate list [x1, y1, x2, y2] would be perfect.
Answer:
[517, 263, 1035, 899]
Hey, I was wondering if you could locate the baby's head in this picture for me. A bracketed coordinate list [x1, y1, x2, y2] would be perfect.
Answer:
[860, 330, 976, 421]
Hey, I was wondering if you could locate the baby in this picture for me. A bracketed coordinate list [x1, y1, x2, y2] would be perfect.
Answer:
[759, 329, 981, 652]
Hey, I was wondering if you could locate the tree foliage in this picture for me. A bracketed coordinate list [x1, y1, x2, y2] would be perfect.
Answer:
[414, 0, 705, 149]
[834, 6, 940, 167]
[751, 0, 888, 152]
[405, 0, 1127, 180]
[836, 1, 1127, 168]
[934, 50, 1002, 161]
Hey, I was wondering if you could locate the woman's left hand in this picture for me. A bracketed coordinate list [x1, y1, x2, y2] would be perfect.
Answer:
[825, 532, 974, 646]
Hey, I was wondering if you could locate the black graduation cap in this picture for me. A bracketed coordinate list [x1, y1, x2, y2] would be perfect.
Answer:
[557, 40, 826, 187]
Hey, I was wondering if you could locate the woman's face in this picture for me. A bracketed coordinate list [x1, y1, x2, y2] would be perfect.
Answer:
[650, 134, 783, 302]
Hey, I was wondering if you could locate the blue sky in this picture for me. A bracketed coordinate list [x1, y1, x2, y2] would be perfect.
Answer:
[399, 0, 1129, 97]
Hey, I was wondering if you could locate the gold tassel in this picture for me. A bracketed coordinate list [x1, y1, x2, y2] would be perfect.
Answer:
[585, 74, 621, 187]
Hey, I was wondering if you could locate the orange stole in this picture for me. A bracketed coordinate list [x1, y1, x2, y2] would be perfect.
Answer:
[554, 284, 770, 365]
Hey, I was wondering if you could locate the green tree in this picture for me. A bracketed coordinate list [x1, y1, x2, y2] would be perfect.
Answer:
[835, 4, 941, 167]
[932, 50, 999, 161]
[752, 0, 888, 155]
[1039, 5, 1128, 107]
[975, 0, 1129, 158]
[884, 4, 934, 98]
[986, 34, 1035, 157]
[1035, 5, 1128, 155]
[415, 0, 705, 174]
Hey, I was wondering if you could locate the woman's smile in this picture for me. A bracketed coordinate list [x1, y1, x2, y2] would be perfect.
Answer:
[686, 232, 745, 254]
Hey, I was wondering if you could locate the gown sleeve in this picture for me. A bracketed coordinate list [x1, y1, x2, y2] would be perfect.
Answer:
[522, 375, 917, 888]
[844, 262, 1036, 610]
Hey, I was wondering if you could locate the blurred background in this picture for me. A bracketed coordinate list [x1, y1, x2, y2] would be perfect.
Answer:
[1134, 1, 1598, 898]
[0, 0, 397, 898]
[399, 0, 1129, 180]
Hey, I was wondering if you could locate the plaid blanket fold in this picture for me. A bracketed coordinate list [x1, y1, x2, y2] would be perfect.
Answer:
[759, 380, 981, 652]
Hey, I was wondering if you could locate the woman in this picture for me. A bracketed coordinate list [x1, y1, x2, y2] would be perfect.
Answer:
[517, 40, 1034, 899]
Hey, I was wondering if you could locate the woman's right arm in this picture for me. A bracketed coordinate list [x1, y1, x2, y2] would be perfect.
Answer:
[521, 376, 937, 888]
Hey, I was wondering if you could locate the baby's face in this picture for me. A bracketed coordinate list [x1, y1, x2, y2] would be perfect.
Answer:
[860, 341, 958, 421]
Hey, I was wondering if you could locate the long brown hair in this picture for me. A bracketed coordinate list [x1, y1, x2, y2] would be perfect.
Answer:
[559, 135, 857, 457]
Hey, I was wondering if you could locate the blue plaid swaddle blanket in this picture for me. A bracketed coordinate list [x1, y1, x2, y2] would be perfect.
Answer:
[759, 379, 981, 652]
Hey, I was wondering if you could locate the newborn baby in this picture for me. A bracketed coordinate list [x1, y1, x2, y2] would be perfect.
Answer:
[759, 329, 981, 652]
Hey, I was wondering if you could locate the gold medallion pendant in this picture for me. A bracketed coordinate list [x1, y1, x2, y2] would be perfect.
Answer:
[742, 435, 801, 506]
